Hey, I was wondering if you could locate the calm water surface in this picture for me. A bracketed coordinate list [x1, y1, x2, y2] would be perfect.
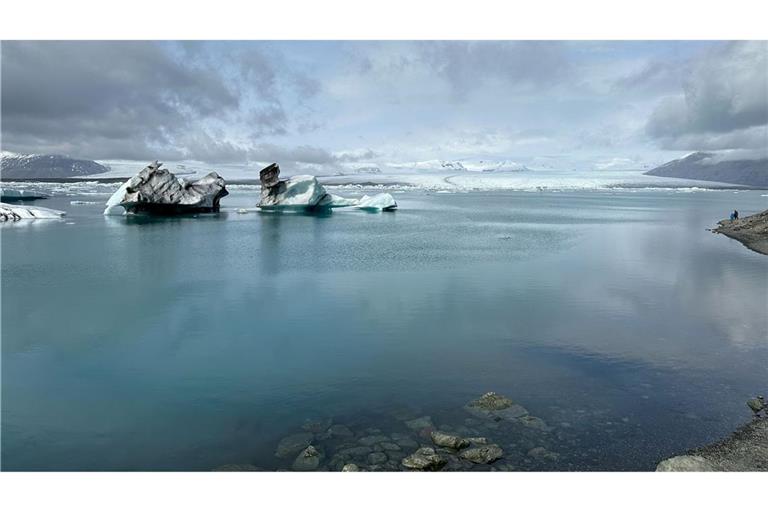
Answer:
[2, 188, 767, 470]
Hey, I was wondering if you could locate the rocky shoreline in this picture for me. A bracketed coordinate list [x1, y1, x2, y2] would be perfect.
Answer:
[656, 417, 767, 471]
[712, 209, 768, 255]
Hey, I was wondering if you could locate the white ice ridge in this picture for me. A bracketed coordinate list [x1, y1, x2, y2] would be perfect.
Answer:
[0, 202, 66, 221]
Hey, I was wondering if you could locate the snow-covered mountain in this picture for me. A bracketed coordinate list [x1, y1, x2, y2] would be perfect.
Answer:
[390, 159, 529, 172]
[645, 152, 768, 187]
[0, 152, 110, 179]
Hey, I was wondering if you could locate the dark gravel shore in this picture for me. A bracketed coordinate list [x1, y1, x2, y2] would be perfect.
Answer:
[657, 417, 768, 471]
[713, 209, 768, 255]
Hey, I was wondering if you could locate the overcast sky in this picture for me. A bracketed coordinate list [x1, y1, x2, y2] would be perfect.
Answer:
[1, 40, 766, 171]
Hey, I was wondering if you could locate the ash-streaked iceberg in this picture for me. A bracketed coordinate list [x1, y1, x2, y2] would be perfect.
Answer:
[0, 202, 65, 221]
[104, 161, 228, 215]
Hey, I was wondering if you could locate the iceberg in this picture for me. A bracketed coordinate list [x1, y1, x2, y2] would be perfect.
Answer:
[257, 163, 397, 212]
[356, 193, 398, 211]
[104, 161, 228, 215]
[1, 202, 65, 221]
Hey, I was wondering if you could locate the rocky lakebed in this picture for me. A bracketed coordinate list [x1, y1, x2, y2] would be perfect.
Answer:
[213, 392, 646, 472]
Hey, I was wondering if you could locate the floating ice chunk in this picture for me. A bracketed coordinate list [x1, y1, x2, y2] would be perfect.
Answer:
[1, 202, 65, 221]
[259, 173, 329, 208]
[356, 193, 397, 211]
[0, 188, 48, 201]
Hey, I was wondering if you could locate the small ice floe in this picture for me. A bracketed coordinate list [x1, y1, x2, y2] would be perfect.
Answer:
[0, 202, 66, 222]
[356, 193, 397, 211]
[70, 200, 100, 205]
[0, 188, 49, 202]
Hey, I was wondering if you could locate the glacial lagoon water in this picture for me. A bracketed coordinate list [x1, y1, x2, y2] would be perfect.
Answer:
[2, 186, 767, 471]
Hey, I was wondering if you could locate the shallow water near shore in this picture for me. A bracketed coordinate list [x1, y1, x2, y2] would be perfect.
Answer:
[2, 187, 767, 471]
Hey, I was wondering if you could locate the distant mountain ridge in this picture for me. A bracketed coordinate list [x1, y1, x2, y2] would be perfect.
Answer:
[1, 153, 109, 179]
[645, 152, 768, 187]
[392, 159, 529, 172]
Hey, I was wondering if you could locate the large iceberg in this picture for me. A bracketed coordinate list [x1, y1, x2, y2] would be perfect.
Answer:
[258, 163, 397, 211]
[104, 161, 228, 215]
[0, 202, 65, 221]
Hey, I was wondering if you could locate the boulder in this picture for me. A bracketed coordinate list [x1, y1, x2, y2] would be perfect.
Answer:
[104, 161, 228, 215]
[430, 431, 470, 450]
[459, 444, 504, 464]
[292, 445, 322, 471]
[401, 447, 447, 471]
[341, 463, 360, 472]
[655, 455, 716, 472]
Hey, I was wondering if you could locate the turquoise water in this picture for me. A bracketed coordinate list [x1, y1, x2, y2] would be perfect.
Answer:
[2, 188, 767, 471]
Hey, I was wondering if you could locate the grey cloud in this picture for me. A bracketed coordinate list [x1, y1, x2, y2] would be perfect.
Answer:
[646, 41, 768, 151]
[613, 59, 687, 93]
[418, 41, 573, 99]
[249, 144, 337, 165]
[1, 41, 315, 163]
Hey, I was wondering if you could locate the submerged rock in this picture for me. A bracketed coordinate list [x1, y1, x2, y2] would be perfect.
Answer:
[527, 447, 559, 461]
[430, 431, 470, 450]
[212, 463, 261, 471]
[275, 432, 314, 458]
[358, 434, 391, 446]
[464, 392, 529, 422]
[327, 424, 355, 438]
[405, 416, 435, 431]
[341, 463, 360, 472]
[368, 452, 388, 465]
[0, 202, 65, 221]
[292, 445, 322, 471]
[459, 444, 504, 464]
[104, 161, 228, 215]
[401, 447, 447, 471]
[302, 417, 333, 433]
[519, 415, 550, 431]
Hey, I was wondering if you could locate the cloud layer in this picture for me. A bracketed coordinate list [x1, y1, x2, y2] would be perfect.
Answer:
[2, 41, 765, 169]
